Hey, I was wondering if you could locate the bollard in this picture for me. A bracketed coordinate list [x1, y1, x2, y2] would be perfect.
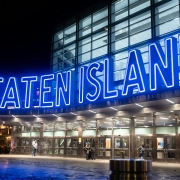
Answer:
[109, 159, 152, 180]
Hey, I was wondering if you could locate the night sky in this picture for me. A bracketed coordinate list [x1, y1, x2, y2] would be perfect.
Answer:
[0, 0, 98, 78]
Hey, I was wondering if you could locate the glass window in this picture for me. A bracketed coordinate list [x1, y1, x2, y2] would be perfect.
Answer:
[92, 36, 108, 49]
[130, 29, 151, 45]
[79, 16, 91, 29]
[92, 17, 108, 32]
[112, 37, 128, 52]
[92, 46, 107, 58]
[78, 52, 91, 63]
[93, 8, 108, 23]
[130, 0, 150, 15]
[79, 43, 91, 54]
[79, 26, 91, 37]
[111, 0, 128, 14]
[54, 31, 63, 42]
[64, 24, 76, 44]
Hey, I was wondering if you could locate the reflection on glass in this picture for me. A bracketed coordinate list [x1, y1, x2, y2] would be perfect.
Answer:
[115, 138, 120, 148]
[67, 139, 71, 147]
[105, 151, 111, 157]
[123, 137, 129, 148]
[157, 152, 164, 159]
[167, 137, 175, 149]
[60, 139, 64, 148]
[98, 138, 105, 148]
[167, 152, 175, 159]
[54, 149, 58, 154]
[145, 151, 152, 158]
[55, 139, 59, 148]
[60, 149, 64, 155]
[106, 138, 111, 149]
[157, 137, 164, 149]
[97, 150, 103, 156]
[145, 139, 152, 149]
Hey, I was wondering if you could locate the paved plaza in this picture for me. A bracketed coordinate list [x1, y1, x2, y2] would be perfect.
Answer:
[0, 155, 180, 179]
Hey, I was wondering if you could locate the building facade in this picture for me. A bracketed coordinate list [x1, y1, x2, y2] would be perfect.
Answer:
[4, 0, 180, 162]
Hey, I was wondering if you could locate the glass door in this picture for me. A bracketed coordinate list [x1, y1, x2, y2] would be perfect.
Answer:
[54, 138, 65, 156]
[114, 136, 129, 158]
[96, 137, 112, 159]
[66, 138, 78, 157]
[155, 136, 176, 162]
[135, 136, 153, 160]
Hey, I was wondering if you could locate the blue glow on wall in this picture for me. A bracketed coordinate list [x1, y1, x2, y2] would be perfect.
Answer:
[0, 35, 179, 109]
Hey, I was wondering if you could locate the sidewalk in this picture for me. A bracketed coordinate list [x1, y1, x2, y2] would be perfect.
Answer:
[0, 155, 180, 179]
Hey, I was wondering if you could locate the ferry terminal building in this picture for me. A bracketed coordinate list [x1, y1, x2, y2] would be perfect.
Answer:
[1, 0, 180, 162]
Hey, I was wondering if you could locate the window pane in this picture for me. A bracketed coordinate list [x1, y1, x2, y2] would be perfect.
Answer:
[112, 27, 128, 42]
[155, 6, 179, 25]
[156, 19, 180, 36]
[64, 24, 76, 44]
[79, 43, 91, 54]
[93, 8, 108, 23]
[92, 17, 108, 32]
[111, 0, 128, 14]
[130, 29, 151, 45]
[93, 31, 108, 40]
[79, 16, 91, 29]
[54, 31, 63, 42]
[92, 46, 107, 58]
[112, 38, 128, 52]
[130, 18, 151, 35]
[111, 7, 128, 23]
[79, 37, 91, 46]
[130, 0, 150, 15]
[78, 52, 91, 63]
[79, 26, 91, 37]
[92, 36, 108, 49]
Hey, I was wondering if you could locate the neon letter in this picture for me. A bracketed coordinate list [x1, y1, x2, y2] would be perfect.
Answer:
[86, 62, 103, 102]
[149, 37, 178, 91]
[21, 76, 38, 108]
[39, 74, 54, 108]
[122, 50, 148, 96]
[56, 70, 74, 107]
[1, 77, 21, 108]
[79, 66, 88, 103]
[103, 58, 118, 99]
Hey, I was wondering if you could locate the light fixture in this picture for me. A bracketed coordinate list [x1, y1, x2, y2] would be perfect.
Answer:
[160, 117, 168, 120]
[88, 110, 96, 113]
[33, 115, 38, 118]
[170, 111, 174, 112]
[166, 99, 174, 104]
[109, 107, 118, 111]
[70, 112, 77, 115]
[52, 114, 59, 118]
[135, 103, 143, 107]
[12, 115, 16, 118]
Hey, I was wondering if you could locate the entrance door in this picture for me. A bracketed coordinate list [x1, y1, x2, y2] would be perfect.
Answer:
[114, 136, 129, 159]
[135, 136, 153, 160]
[66, 137, 78, 157]
[82, 138, 95, 158]
[96, 137, 112, 159]
[155, 136, 176, 162]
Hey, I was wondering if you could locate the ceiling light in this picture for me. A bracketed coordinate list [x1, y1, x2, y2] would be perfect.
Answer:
[170, 111, 174, 112]
[12, 115, 16, 118]
[52, 114, 59, 117]
[166, 99, 174, 104]
[70, 112, 77, 115]
[88, 110, 96, 113]
[135, 103, 143, 107]
[33, 115, 38, 118]
[109, 107, 118, 111]
[160, 117, 168, 120]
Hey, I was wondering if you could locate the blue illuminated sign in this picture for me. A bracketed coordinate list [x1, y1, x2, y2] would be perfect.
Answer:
[0, 36, 179, 109]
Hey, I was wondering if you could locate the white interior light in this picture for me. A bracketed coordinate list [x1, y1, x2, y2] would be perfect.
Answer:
[109, 107, 118, 111]
[135, 103, 143, 107]
[88, 110, 96, 113]
[52, 114, 59, 117]
[12, 115, 16, 118]
[33, 115, 38, 118]
[166, 99, 174, 104]
[70, 112, 77, 115]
